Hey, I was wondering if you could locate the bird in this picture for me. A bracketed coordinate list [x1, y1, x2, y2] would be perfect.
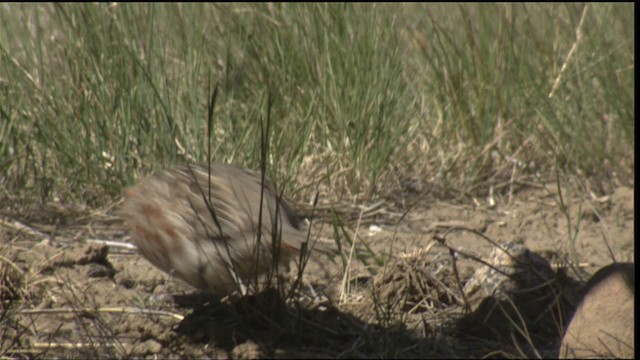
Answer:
[120, 163, 329, 295]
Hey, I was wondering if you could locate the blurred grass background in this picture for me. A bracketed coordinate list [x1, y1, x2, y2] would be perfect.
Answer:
[0, 3, 634, 210]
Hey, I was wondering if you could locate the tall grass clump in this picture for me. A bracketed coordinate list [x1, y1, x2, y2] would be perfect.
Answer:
[220, 4, 414, 198]
[0, 3, 633, 210]
[402, 3, 633, 194]
[0, 3, 413, 208]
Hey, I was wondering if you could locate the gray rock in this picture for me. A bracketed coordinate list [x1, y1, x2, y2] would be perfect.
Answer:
[560, 262, 634, 358]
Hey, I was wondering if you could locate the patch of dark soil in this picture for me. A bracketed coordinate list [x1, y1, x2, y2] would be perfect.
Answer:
[170, 287, 446, 358]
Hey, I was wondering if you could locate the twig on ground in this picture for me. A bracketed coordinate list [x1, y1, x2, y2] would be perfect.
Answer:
[19, 306, 184, 320]
[0, 217, 51, 241]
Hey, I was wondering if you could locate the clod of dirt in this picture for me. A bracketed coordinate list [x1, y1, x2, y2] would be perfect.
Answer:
[231, 340, 264, 359]
[73, 243, 109, 265]
[35, 242, 112, 270]
[86, 263, 114, 278]
[56, 243, 115, 279]
[559, 262, 634, 358]
[136, 339, 163, 356]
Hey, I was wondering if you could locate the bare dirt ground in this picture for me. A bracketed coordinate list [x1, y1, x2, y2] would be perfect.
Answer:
[1, 185, 634, 358]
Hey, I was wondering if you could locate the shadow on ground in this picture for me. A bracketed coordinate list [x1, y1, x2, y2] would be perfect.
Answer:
[171, 289, 436, 359]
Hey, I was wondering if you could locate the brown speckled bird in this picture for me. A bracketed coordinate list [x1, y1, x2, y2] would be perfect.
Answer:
[121, 163, 326, 295]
